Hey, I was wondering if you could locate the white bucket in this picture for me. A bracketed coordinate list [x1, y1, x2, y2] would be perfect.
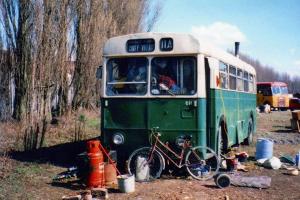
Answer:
[117, 174, 135, 193]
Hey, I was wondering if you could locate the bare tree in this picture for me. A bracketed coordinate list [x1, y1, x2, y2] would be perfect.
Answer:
[1, 0, 164, 149]
[72, 0, 163, 109]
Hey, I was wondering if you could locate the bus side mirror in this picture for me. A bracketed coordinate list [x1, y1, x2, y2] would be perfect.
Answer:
[96, 66, 103, 79]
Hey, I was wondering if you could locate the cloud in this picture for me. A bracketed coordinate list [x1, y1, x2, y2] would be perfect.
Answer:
[294, 60, 300, 67]
[191, 22, 247, 49]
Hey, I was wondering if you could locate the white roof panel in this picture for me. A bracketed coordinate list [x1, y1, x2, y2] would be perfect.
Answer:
[103, 32, 256, 75]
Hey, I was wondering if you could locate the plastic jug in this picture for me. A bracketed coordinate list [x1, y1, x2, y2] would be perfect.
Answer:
[295, 151, 300, 169]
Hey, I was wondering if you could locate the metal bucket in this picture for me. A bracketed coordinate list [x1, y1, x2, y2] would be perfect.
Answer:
[255, 138, 273, 160]
[117, 174, 135, 193]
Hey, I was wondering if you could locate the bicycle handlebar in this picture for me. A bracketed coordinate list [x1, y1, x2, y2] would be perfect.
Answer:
[151, 127, 161, 137]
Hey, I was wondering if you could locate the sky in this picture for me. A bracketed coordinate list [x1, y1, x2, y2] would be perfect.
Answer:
[153, 0, 300, 77]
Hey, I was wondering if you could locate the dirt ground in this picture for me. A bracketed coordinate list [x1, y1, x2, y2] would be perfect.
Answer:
[1, 110, 300, 200]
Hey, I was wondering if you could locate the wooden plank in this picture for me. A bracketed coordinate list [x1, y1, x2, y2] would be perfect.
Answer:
[297, 120, 300, 133]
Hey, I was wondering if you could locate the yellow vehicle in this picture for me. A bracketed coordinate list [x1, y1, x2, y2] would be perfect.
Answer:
[257, 82, 289, 110]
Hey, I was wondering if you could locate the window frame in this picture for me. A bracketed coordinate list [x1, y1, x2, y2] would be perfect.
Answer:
[150, 56, 197, 96]
[243, 71, 249, 92]
[236, 68, 244, 91]
[219, 61, 229, 89]
[229, 65, 237, 90]
[105, 57, 149, 96]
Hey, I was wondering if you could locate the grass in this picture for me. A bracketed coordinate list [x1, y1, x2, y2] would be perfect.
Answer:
[0, 163, 41, 199]
[0, 110, 101, 199]
[86, 118, 100, 130]
[43, 110, 100, 147]
[0, 161, 63, 199]
[1, 110, 300, 199]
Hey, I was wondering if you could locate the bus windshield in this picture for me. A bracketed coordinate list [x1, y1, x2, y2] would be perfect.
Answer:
[280, 86, 288, 94]
[106, 57, 148, 96]
[271, 86, 280, 94]
[151, 57, 196, 95]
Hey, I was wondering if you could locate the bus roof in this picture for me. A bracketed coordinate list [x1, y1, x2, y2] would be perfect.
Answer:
[257, 82, 288, 86]
[103, 32, 256, 75]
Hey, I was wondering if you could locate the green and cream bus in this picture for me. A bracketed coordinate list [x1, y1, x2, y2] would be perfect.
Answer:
[98, 33, 256, 165]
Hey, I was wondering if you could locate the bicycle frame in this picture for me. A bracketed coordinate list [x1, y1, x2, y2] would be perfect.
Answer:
[149, 132, 192, 169]
[127, 128, 220, 181]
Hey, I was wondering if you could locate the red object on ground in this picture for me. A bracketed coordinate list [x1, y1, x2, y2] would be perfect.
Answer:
[86, 140, 105, 188]
[98, 142, 121, 176]
[104, 162, 117, 185]
[290, 98, 300, 110]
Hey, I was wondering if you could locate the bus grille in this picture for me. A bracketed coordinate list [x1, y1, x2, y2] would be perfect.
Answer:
[278, 98, 285, 107]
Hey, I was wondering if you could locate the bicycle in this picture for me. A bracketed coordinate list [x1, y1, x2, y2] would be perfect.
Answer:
[127, 127, 220, 181]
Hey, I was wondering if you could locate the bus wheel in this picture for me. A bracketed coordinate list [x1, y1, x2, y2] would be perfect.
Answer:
[127, 147, 164, 180]
[244, 118, 254, 145]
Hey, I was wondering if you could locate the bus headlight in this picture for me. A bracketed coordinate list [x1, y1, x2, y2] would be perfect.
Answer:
[112, 133, 125, 145]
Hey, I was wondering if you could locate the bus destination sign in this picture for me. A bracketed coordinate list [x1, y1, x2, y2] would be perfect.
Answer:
[160, 38, 173, 51]
[127, 39, 155, 53]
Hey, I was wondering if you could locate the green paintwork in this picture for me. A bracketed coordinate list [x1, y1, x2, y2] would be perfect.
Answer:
[101, 98, 206, 157]
[101, 90, 256, 159]
[208, 89, 257, 151]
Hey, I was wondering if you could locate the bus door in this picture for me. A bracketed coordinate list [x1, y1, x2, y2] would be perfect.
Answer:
[147, 98, 197, 132]
[204, 57, 211, 147]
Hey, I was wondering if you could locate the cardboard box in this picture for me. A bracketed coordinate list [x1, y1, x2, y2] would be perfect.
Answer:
[291, 119, 300, 132]
[292, 111, 300, 120]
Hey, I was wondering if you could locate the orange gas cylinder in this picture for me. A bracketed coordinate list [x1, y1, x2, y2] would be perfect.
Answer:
[104, 162, 117, 186]
[86, 140, 105, 188]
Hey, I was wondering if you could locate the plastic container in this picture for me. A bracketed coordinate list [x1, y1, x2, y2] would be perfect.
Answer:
[118, 174, 135, 193]
[135, 156, 150, 182]
[295, 152, 300, 169]
[255, 138, 273, 160]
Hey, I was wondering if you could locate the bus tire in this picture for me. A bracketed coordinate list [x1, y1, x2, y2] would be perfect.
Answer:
[244, 118, 254, 145]
[217, 124, 228, 158]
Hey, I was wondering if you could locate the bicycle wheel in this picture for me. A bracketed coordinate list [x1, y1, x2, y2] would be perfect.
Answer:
[185, 146, 220, 181]
[127, 147, 164, 180]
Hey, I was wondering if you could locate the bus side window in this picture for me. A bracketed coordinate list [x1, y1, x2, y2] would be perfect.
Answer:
[249, 74, 254, 92]
[229, 65, 237, 90]
[237, 69, 243, 91]
[219, 62, 228, 89]
[243, 71, 249, 92]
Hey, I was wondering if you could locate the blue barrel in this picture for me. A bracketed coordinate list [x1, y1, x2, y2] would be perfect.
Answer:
[255, 138, 273, 160]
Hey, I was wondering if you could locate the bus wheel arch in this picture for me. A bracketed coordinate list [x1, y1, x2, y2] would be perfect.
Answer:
[244, 116, 254, 145]
[217, 116, 228, 156]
